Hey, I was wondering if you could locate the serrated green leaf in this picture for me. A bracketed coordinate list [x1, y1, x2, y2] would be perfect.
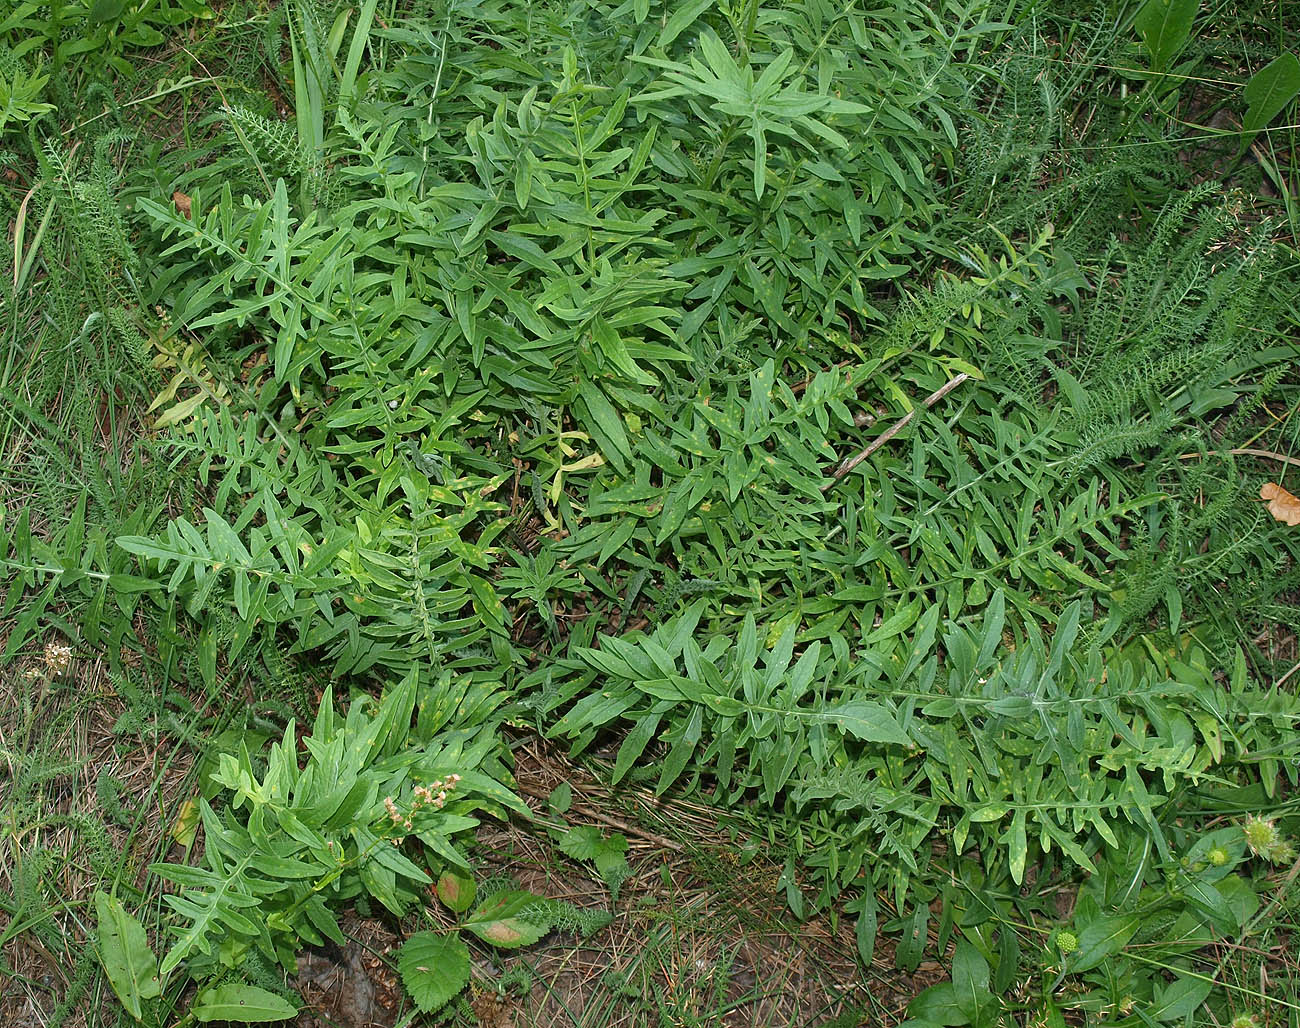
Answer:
[397, 932, 471, 1014]
[594, 847, 629, 884]
[558, 825, 604, 860]
[549, 781, 573, 813]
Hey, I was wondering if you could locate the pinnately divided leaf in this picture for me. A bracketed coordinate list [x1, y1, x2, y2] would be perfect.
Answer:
[21, 4, 1300, 1023]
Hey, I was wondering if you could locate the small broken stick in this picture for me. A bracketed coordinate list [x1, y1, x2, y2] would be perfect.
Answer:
[822, 372, 970, 491]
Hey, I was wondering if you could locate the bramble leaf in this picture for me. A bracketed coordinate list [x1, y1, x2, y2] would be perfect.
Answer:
[397, 932, 471, 1013]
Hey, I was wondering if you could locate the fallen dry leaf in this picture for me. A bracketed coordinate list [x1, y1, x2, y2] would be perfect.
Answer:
[173, 190, 192, 219]
[1261, 482, 1300, 526]
[470, 990, 515, 1028]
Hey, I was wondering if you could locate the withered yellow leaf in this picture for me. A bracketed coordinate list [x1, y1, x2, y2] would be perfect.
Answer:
[172, 797, 199, 847]
[1261, 482, 1300, 526]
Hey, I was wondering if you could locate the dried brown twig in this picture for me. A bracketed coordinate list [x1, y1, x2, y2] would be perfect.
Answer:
[822, 373, 970, 490]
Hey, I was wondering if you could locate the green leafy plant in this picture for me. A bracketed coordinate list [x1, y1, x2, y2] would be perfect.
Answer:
[1242, 51, 1300, 139]
[124, 673, 523, 1012]
[108, 3, 1300, 1008]
[0, 60, 54, 132]
[1134, 0, 1199, 71]
[558, 826, 631, 898]
[94, 893, 299, 1024]
[1, 0, 212, 86]
[400, 871, 611, 1015]
[94, 892, 161, 1021]
[5, 1, 1300, 1025]
[902, 816, 1284, 1027]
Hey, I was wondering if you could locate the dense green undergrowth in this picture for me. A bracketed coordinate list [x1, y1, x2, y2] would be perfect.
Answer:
[2, 0, 1299, 1025]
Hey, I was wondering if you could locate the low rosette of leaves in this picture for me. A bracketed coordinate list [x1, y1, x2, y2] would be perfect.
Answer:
[558, 826, 631, 899]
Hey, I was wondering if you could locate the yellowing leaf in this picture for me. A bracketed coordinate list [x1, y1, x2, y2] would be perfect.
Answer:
[172, 798, 199, 847]
[463, 890, 549, 949]
[435, 869, 476, 914]
[474, 920, 531, 945]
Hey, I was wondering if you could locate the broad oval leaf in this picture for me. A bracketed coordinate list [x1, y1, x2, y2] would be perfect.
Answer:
[832, 700, 910, 745]
[397, 931, 471, 1013]
[1243, 52, 1300, 134]
[1134, 0, 1199, 69]
[1069, 913, 1142, 973]
[192, 984, 298, 1022]
[436, 869, 477, 914]
[94, 891, 161, 1020]
[464, 889, 550, 949]
[1151, 974, 1213, 1021]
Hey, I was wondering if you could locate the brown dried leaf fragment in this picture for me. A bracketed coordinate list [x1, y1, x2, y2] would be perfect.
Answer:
[1261, 482, 1300, 526]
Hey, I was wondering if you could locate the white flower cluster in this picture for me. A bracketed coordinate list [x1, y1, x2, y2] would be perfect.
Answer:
[44, 640, 73, 675]
[382, 774, 463, 839]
